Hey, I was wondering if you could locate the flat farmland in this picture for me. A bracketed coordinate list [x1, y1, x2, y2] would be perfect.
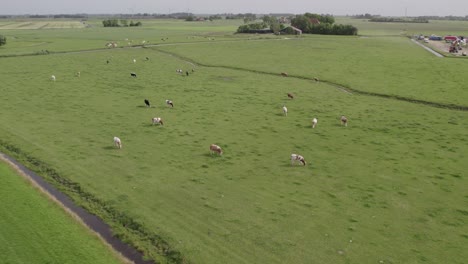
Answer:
[0, 19, 467, 264]
[0, 19, 246, 56]
[0, 161, 125, 264]
[156, 35, 468, 106]
[0, 20, 86, 29]
[337, 17, 468, 36]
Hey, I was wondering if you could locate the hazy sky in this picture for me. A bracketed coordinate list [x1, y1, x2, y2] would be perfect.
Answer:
[2, 0, 468, 16]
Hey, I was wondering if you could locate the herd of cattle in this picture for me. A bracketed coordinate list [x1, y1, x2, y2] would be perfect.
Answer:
[50, 58, 349, 167]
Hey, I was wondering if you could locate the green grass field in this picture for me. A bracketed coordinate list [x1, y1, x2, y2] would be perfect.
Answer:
[0, 18, 467, 264]
[0, 161, 125, 264]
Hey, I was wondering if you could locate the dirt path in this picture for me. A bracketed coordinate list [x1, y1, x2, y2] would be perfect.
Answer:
[0, 152, 154, 264]
[411, 39, 444, 57]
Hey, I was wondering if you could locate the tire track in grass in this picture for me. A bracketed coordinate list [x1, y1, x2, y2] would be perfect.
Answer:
[151, 47, 468, 112]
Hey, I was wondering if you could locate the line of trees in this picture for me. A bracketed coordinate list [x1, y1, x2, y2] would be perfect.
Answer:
[102, 19, 142, 27]
[237, 22, 271, 33]
[291, 13, 357, 35]
[417, 15, 468, 21]
[369, 17, 428, 23]
[0, 35, 6, 46]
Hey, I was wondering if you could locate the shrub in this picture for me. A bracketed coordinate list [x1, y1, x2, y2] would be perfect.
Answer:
[0, 35, 6, 46]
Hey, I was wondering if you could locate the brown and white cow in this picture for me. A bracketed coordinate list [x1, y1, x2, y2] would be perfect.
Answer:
[152, 117, 164, 126]
[281, 72, 288, 77]
[210, 144, 223, 155]
[291, 154, 306, 166]
[287, 93, 294, 99]
[341, 116, 348, 127]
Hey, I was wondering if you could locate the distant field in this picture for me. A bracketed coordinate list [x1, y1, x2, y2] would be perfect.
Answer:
[156, 35, 468, 106]
[0, 20, 86, 29]
[337, 17, 468, 36]
[0, 161, 124, 264]
[0, 18, 245, 56]
[0, 18, 467, 264]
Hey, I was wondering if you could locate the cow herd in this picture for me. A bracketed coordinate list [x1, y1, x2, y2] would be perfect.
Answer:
[282, 91, 349, 166]
[49, 57, 348, 167]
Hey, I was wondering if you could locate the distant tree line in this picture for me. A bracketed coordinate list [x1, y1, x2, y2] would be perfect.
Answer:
[352, 13, 376, 19]
[0, 35, 6, 46]
[369, 17, 428, 23]
[415, 15, 468, 21]
[52, 14, 88, 19]
[237, 22, 271, 33]
[262, 15, 285, 34]
[291, 13, 357, 35]
[102, 19, 142, 27]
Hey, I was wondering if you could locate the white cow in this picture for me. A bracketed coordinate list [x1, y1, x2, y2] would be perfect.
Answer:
[51, 75, 56, 81]
[133, 59, 136, 64]
[312, 118, 318, 128]
[152, 117, 164, 126]
[291, 154, 306, 166]
[113, 137, 122, 149]
[282, 106, 288, 116]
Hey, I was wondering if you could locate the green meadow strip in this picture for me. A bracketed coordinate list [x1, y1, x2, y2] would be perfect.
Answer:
[151, 47, 468, 112]
[0, 139, 188, 264]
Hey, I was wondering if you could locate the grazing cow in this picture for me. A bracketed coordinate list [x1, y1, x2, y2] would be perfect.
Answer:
[144, 99, 150, 107]
[51, 75, 56, 81]
[131, 72, 137, 78]
[313, 77, 319, 82]
[166, 100, 173, 108]
[113, 137, 122, 149]
[282, 105, 288, 116]
[176, 69, 183, 74]
[186, 71, 189, 76]
[291, 154, 306, 166]
[312, 118, 318, 128]
[210, 144, 223, 155]
[281, 72, 288, 77]
[145, 57, 150, 61]
[341, 116, 348, 127]
[106, 60, 110, 64]
[287, 93, 294, 99]
[133, 59, 136, 64]
[152, 117, 164, 126]
[76, 72, 80, 77]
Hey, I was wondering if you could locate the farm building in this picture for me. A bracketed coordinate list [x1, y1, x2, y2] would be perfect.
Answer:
[281, 26, 302, 35]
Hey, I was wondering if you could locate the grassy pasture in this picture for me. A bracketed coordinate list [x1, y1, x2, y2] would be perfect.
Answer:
[0, 40, 467, 264]
[0, 161, 124, 264]
[337, 17, 468, 37]
[156, 35, 468, 106]
[0, 19, 246, 56]
[0, 20, 86, 29]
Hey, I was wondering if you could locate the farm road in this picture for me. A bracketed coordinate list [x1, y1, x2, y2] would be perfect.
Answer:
[410, 39, 444, 57]
[0, 152, 155, 264]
